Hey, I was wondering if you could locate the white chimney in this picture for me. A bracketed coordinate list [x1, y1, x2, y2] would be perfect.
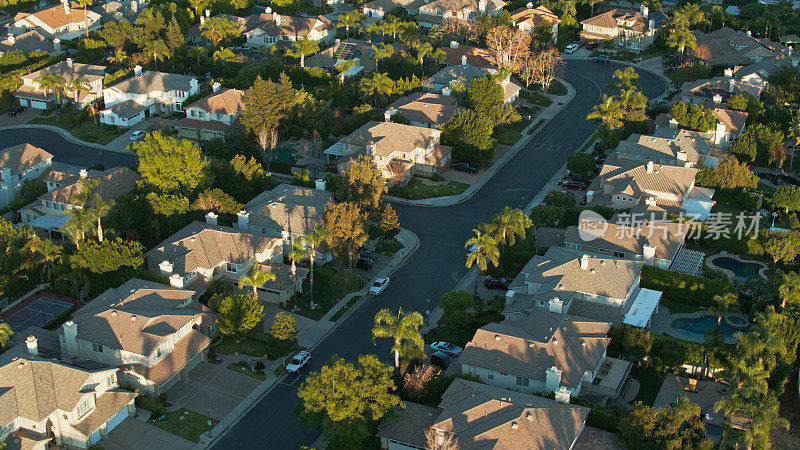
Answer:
[724, 68, 733, 78]
[586, 190, 594, 203]
[526, 1, 533, 7]
[190, 78, 199, 91]
[26, 335, 38, 356]
[265, 6, 272, 13]
[478, 0, 486, 12]
[212, 82, 221, 92]
[461, 55, 467, 66]
[159, 260, 173, 275]
[645, 196, 658, 206]
[450, 40, 459, 48]
[274, 14, 281, 26]
[676, 150, 688, 162]
[545, 366, 562, 392]
[169, 273, 185, 288]
[548, 297, 563, 314]
[554, 386, 572, 404]
[579, 254, 590, 270]
[133, 65, 142, 76]
[66, 57, 72, 68]
[53, 38, 61, 52]
[79, 168, 88, 178]
[62, 0, 70, 15]
[640, 4, 649, 17]
[237, 210, 250, 230]
[384, 110, 391, 122]
[643, 244, 656, 263]
[200, 15, 205, 25]
[793, 58, 799, 67]
[130, 0, 137, 12]
[63, 320, 78, 356]
[505, 289, 515, 305]
[729, 79, 736, 93]
[7, 34, 15, 44]
[315, 179, 326, 191]
[334, 38, 341, 48]
[205, 8, 210, 17]
[205, 211, 218, 225]
[442, 86, 452, 96]
[646, 160, 654, 173]
[712, 93, 723, 103]
[668, 117, 678, 128]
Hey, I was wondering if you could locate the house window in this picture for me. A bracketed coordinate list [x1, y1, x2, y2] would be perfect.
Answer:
[76, 400, 91, 417]
[92, 342, 104, 353]
[499, 372, 508, 376]
[486, 370, 494, 380]
[79, 340, 87, 350]
[516, 376, 530, 387]
[226, 263, 238, 273]
[613, 251, 625, 258]
[175, 102, 183, 112]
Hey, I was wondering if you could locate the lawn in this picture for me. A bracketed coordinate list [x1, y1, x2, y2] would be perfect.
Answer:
[493, 126, 523, 146]
[328, 295, 364, 322]
[213, 335, 268, 357]
[388, 177, 470, 200]
[375, 235, 403, 256]
[227, 361, 266, 381]
[31, 114, 125, 145]
[295, 266, 365, 317]
[660, 300, 702, 314]
[630, 366, 666, 406]
[149, 408, 219, 443]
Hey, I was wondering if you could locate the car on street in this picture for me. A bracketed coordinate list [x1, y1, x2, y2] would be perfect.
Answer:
[431, 351, 454, 370]
[593, 55, 610, 63]
[286, 351, 310, 373]
[370, 276, 390, 294]
[484, 276, 511, 290]
[450, 161, 479, 174]
[563, 180, 588, 190]
[130, 130, 146, 141]
[7, 105, 26, 116]
[357, 249, 379, 261]
[564, 43, 579, 54]
[356, 257, 374, 271]
[430, 341, 463, 358]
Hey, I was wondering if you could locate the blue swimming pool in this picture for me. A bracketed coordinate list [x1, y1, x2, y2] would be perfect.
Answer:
[712, 256, 764, 282]
[671, 315, 741, 339]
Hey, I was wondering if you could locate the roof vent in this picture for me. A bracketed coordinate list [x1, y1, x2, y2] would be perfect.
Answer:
[590, 268, 596, 274]
[528, 341, 535, 348]
[111, 310, 117, 316]
[17, 361, 25, 369]
[581, 340, 586, 347]
[600, 260, 606, 266]
[526, 412, 533, 422]
[511, 422, 519, 430]
[130, 315, 136, 322]
[495, 334, 501, 341]
[553, 338, 559, 345]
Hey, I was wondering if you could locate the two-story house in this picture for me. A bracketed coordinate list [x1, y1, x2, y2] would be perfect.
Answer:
[326, 120, 452, 183]
[0, 30, 60, 56]
[239, 183, 333, 243]
[428, 63, 522, 102]
[361, 0, 428, 18]
[511, 3, 559, 43]
[586, 160, 716, 220]
[385, 92, 465, 129]
[580, 5, 667, 51]
[441, 41, 494, 68]
[174, 83, 244, 141]
[8, 0, 101, 40]
[692, 26, 792, 66]
[678, 73, 764, 105]
[460, 311, 632, 399]
[614, 129, 713, 168]
[305, 39, 379, 76]
[416, 0, 505, 28]
[19, 167, 139, 238]
[0, 143, 52, 210]
[244, 13, 334, 50]
[58, 278, 217, 398]
[14, 58, 105, 110]
[0, 345, 136, 449]
[654, 101, 748, 153]
[99, 66, 199, 127]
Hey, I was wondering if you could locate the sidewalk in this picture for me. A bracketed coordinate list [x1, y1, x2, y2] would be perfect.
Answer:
[385, 79, 577, 208]
[194, 227, 420, 449]
[562, 54, 674, 99]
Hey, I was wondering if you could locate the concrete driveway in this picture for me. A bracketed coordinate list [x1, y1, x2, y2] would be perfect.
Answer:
[103, 417, 193, 450]
[167, 361, 261, 420]
[0, 107, 40, 126]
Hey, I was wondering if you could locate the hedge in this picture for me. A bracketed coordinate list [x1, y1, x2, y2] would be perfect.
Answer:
[43, 306, 75, 331]
[640, 266, 733, 307]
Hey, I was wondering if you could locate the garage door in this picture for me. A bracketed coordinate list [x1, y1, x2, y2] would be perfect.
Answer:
[105, 405, 130, 433]
[19, 99, 28, 107]
[30, 100, 47, 109]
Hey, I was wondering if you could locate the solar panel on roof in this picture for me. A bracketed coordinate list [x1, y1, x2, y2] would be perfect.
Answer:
[334, 42, 361, 60]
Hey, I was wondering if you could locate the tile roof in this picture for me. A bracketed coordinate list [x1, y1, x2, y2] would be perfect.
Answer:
[617, 130, 711, 165]
[387, 93, 465, 126]
[38, 167, 139, 205]
[305, 39, 378, 72]
[71, 389, 136, 435]
[429, 64, 495, 87]
[692, 26, 790, 66]
[0, 30, 56, 54]
[460, 311, 611, 388]
[0, 143, 52, 176]
[709, 106, 748, 134]
[22, 60, 105, 84]
[441, 45, 494, 68]
[185, 87, 244, 116]
[377, 402, 440, 448]
[680, 77, 764, 102]
[511, 5, 560, 28]
[243, 183, 333, 235]
[342, 121, 441, 157]
[4, 429, 53, 450]
[14, 2, 99, 30]
[125, 329, 210, 385]
[419, 0, 505, 14]
[564, 219, 686, 261]
[104, 99, 148, 119]
[253, 14, 334, 37]
[107, 70, 196, 94]
[581, 8, 653, 33]
[595, 160, 698, 198]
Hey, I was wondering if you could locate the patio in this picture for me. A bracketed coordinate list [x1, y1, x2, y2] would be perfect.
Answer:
[653, 374, 730, 426]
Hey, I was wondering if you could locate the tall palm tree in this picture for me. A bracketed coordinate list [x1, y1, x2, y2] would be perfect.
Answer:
[618, 87, 648, 113]
[67, 76, 90, 105]
[145, 39, 170, 70]
[413, 41, 445, 74]
[371, 43, 394, 71]
[288, 240, 308, 308]
[586, 94, 624, 133]
[582, 0, 602, 16]
[360, 22, 381, 43]
[360, 72, 394, 107]
[673, 3, 705, 29]
[336, 10, 364, 38]
[287, 37, 320, 68]
[465, 228, 500, 295]
[787, 111, 800, 171]
[77, 0, 93, 37]
[612, 66, 639, 89]
[371, 308, 424, 370]
[303, 223, 327, 308]
[201, 16, 240, 46]
[28, 237, 62, 288]
[238, 267, 276, 298]
[335, 59, 356, 83]
[0, 323, 13, 349]
[486, 207, 532, 272]
[74, 178, 112, 242]
[667, 26, 697, 61]
[212, 47, 235, 76]
[188, 46, 207, 67]
[709, 292, 738, 325]
[37, 73, 66, 118]
[64, 207, 93, 247]
[383, 16, 407, 42]
[703, 328, 723, 378]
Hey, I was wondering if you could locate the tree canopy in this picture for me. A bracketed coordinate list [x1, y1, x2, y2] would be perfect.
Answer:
[339, 155, 387, 219]
[214, 293, 264, 338]
[70, 238, 144, 274]
[133, 131, 208, 194]
[441, 109, 495, 165]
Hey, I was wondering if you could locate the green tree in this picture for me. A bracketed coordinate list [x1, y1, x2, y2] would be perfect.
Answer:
[465, 228, 500, 295]
[787, 111, 800, 171]
[486, 206, 532, 271]
[336, 10, 364, 38]
[28, 237, 61, 288]
[371, 43, 394, 71]
[288, 240, 308, 307]
[303, 223, 327, 308]
[612, 66, 639, 89]
[70, 238, 144, 273]
[201, 16, 240, 46]
[440, 109, 495, 165]
[359, 72, 394, 107]
[340, 154, 386, 219]
[334, 59, 356, 83]
[379, 203, 399, 234]
[667, 26, 697, 61]
[0, 323, 13, 349]
[67, 76, 90, 104]
[371, 308, 425, 369]
[215, 293, 264, 339]
[270, 311, 297, 340]
[731, 123, 784, 164]
[287, 37, 320, 68]
[132, 131, 208, 194]
[758, 230, 800, 264]
[64, 206, 94, 247]
[412, 41, 444, 73]
[670, 101, 715, 132]
[144, 39, 170, 70]
[567, 153, 595, 178]
[193, 188, 243, 214]
[241, 74, 298, 170]
[322, 202, 368, 268]
[696, 156, 759, 190]
[37, 73, 66, 118]
[529, 204, 563, 228]
[439, 290, 474, 327]
[238, 267, 276, 298]
[74, 178, 113, 242]
[466, 75, 504, 117]
[587, 94, 624, 133]
[296, 354, 400, 449]
[773, 185, 800, 213]
[709, 292, 738, 325]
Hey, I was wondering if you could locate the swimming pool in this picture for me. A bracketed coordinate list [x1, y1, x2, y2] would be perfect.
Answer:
[671, 314, 743, 339]
[273, 148, 297, 164]
[711, 256, 764, 282]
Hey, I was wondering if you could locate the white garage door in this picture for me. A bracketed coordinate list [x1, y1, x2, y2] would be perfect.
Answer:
[30, 100, 48, 109]
[105, 405, 130, 433]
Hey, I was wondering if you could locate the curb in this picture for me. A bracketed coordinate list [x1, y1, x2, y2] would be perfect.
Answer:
[563, 56, 674, 99]
[0, 124, 136, 155]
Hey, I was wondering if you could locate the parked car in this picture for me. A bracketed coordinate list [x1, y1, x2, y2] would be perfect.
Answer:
[357, 249, 379, 261]
[451, 161, 479, 174]
[286, 351, 310, 373]
[370, 276, 390, 294]
[430, 341, 463, 358]
[7, 105, 26, 116]
[484, 276, 511, 290]
[593, 55, 610, 63]
[564, 43, 579, 54]
[355, 257, 374, 271]
[431, 351, 454, 370]
[653, 98, 670, 108]
[562, 180, 588, 190]
[130, 130, 146, 141]
[586, 42, 599, 50]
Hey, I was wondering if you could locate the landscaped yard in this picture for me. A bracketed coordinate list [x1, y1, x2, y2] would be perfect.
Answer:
[630, 366, 666, 406]
[31, 114, 125, 145]
[149, 408, 218, 443]
[493, 118, 532, 146]
[388, 177, 470, 200]
[227, 361, 266, 381]
[375, 235, 403, 256]
[295, 266, 365, 318]
[661, 300, 702, 315]
[213, 335, 267, 357]
[329, 295, 364, 322]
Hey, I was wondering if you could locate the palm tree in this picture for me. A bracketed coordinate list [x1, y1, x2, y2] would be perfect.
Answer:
[64, 207, 93, 247]
[582, 0, 602, 16]
[335, 59, 356, 83]
[360, 22, 381, 43]
[486, 207, 532, 272]
[188, 46, 207, 67]
[667, 26, 697, 61]
[287, 37, 320, 68]
[371, 307, 425, 370]
[77, 0, 93, 37]
[360, 72, 394, 107]
[288, 240, 308, 309]
[413, 41, 445, 74]
[201, 16, 240, 46]
[672, 3, 705, 29]
[586, 94, 624, 133]
[703, 328, 723, 378]
[303, 223, 327, 308]
[371, 43, 394, 71]
[465, 228, 500, 295]
[612, 66, 639, 89]
[238, 267, 276, 298]
[67, 76, 90, 105]
[336, 10, 364, 38]
[212, 47, 235, 76]
[787, 111, 800, 171]
[28, 237, 62, 288]
[107, 49, 128, 66]
[37, 73, 66, 118]
[384, 16, 406, 42]
[404, 365, 435, 402]
[0, 322, 13, 349]
[709, 292, 738, 325]
[618, 87, 648, 113]
[145, 39, 170, 70]
[74, 178, 112, 242]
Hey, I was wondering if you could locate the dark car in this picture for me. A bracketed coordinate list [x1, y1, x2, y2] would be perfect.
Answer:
[563, 180, 588, 190]
[450, 161, 479, 174]
[653, 98, 671, 108]
[8, 105, 26, 116]
[355, 258, 374, 271]
[593, 55, 610, 63]
[586, 42, 599, 50]
[357, 249, 379, 261]
[430, 351, 454, 370]
[484, 276, 511, 290]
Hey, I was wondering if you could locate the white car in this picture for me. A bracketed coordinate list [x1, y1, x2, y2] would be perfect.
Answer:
[286, 350, 310, 373]
[130, 130, 146, 141]
[430, 341, 463, 358]
[564, 43, 579, 54]
[370, 277, 390, 295]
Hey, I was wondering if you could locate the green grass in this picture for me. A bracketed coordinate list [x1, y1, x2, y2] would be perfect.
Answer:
[149, 408, 219, 443]
[31, 114, 125, 145]
[388, 177, 470, 200]
[295, 267, 365, 317]
[329, 295, 364, 322]
[376, 235, 403, 256]
[578, 129, 600, 153]
[493, 126, 523, 146]
[227, 362, 266, 381]
[527, 119, 545, 134]
[213, 335, 268, 357]
[630, 366, 666, 406]
[757, 181, 777, 195]
[661, 300, 702, 314]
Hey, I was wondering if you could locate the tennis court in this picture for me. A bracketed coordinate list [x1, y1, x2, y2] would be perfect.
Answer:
[4, 296, 73, 332]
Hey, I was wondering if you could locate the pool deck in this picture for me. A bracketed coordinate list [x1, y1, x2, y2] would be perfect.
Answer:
[650, 307, 738, 345]
[705, 252, 768, 282]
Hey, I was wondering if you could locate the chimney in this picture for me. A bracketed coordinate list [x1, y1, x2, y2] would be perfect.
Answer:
[728, 79, 735, 93]
[442, 86, 452, 96]
[200, 15, 205, 25]
[793, 58, 799, 67]
[66, 57, 72, 68]
[450, 40, 459, 48]
[649, 19, 654, 31]
[63, 321, 78, 356]
[130, 0, 137, 12]
[712, 93, 723, 103]
[645, 196, 658, 206]
[190, 78, 199, 92]
[478, 0, 486, 12]
[668, 117, 678, 128]
[212, 82, 221, 92]
[274, 14, 281, 26]
[53, 38, 61, 52]
[676, 150, 688, 162]
[315, 179, 326, 191]
[646, 160, 654, 173]
[79, 168, 88, 178]
[205, 8, 210, 18]
[169, 273, 185, 288]
[159, 260, 173, 275]
[384, 110, 391, 122]
[724, 68, 733, 78]
[62, 0, 70, 15]
[554, 386, 572, 404]
[237, 210, 250, 230]
[334, 38, 341, 49]
[643, 244, 656, 264]
[545, 366, 562, 392]
[7, 34, 15, 44]
[526, 1, 532, 7]
[505, 289, 515, 306]
[205, 211, 218, 225]
[461, 55, 467, 66]
[579, 254, 589, 270]
[640, 4, 649, 18]
[265, 6, 271, 13]
[26, 335, 38, 356]
[133, 65, 142, 76]
[586, 190, 594, 203]
[548, 297, 563, 314]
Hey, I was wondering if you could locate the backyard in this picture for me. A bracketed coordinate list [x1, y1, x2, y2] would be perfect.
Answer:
[149, 408, 218, 443]
[630, 366, 666, 406]
[31, 113, 125, 145]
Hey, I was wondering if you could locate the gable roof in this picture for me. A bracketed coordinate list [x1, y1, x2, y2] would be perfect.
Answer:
[692, 26, 790, 66]
[376, 402, 441, 448]
[107, 70, 196, 94]
[305, 39, 377, 72]
[342, 121, 441, 157]
[596, 160, 698, 199]
[618, 130, 711, 165]
[252, 14, 334, 37]
[511, 5, 560, 28]
[185, 88, 245, 116]
[581, 8, 661, 33]
[710, 106, 748, 134]
[0, 143, 52, 176]
[38, 167, 139, 205]
[362, 0, 429, 11]
[14, 1, 99, 31]
[441, 45, 494, 68]
[429, 64, 494, 86]
[0, 30, 56, 54]
[419, 0, 505, 14]
[243, 183, 333, 235]
[565, 219, 686, 260]
[21, 60, 105, 84]
[387, 93, 465, 126]
[680, 76, 764, 102]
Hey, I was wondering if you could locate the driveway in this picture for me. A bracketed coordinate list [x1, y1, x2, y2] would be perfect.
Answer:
[167, 361, 261, 420]
[0, 107, 40, 126]
[103, 417, 193, 450]
[106, 117, 176, 152]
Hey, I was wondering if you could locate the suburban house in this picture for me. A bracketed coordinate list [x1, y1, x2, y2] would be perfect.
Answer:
[501, 246, 661, 328]
[19, 167, 139, 237]
[564, 218, 687, 269]
[57, 278, 217, 398]
[99, 66, 199, 127]
[511, 4, 560, 42]
[733, 57, 799, 90]
[614, 129, 712, 167]
[654, 104, 747, 153]
[385, 92, 465, 129]
[185, 12, 252, 44]
[377, 378, 591, 450]
[244, 12, 334, 50]
[8, 0, 101, 40]
[691, 26, 792, 66]
[305, 39, 378, 76]
[0, 30, 59, 56]
[325, 120, 452, 183]
[174, 83, 245, 141]
[580, 6, 667, 51]
[14, 58, 105, 110]
[0, 143, 53, 209]
[586, 160, 716, 220]
[441, 42, 494, 68]
[0, 348, 137, 449]
[146, 219, 284, 293]
[94, 0, 143, 22]
[428, 64, 522, 103]
[416, 0, 506, 28]
[361, 0, 428, 18]
[460, 311, 632, 398]
[238, 183, 333, 244]
[677, 74, 764, 105]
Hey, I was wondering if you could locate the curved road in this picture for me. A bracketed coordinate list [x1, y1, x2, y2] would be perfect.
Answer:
[0, 60, 665, 450]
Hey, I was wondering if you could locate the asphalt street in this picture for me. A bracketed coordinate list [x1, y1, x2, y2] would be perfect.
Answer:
[0, 60, 666, 450]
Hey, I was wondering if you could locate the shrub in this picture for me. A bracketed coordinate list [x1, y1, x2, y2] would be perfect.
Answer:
[521, 89, 552, 107]
[265, 335, 298, 359]
[157, 393, 167, 403]
[640, 266, 733, 307]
